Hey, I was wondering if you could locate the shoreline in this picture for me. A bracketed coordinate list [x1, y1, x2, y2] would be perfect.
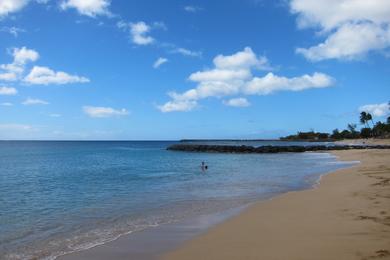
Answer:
[163, 149, 390, 260]
[58, 151, 356, 260]
[59, 204, 249, 260]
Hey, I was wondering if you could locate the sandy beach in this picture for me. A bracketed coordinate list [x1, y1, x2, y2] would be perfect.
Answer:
[336, 138, 390, 146]
[164, 149, 390, 260]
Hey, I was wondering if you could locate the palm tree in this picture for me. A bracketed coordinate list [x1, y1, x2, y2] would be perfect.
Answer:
[366, 112, 375, 127]
[347, 123, 358, 138]
[347, 123, 357, 132]
[366, 113, 376, 136]
[360, 112, 369, 128]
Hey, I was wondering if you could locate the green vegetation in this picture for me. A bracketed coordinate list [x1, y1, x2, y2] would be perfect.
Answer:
[281, 103, 390, 141]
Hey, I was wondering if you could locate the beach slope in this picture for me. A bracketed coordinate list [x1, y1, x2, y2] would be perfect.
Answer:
[164, 149, 390, 260]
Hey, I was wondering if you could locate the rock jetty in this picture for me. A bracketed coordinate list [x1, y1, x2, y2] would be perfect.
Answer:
[167, 144, 390, 154]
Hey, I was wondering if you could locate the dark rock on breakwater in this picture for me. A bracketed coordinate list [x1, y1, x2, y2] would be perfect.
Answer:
[167, 144, 390, 154]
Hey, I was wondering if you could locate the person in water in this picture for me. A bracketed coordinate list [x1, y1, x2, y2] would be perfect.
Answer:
[201, 161, 208, 172]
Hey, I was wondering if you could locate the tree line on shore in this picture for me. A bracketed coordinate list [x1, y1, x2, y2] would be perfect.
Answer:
[281, 104, 390, 141]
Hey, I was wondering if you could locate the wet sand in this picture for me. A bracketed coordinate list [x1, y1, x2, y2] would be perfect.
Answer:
[164, 149, 390, 260]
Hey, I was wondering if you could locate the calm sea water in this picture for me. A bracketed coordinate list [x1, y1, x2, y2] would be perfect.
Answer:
[0, 141, 355, 259]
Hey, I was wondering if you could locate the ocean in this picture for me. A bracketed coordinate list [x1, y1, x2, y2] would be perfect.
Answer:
[0, 141, 356, 259]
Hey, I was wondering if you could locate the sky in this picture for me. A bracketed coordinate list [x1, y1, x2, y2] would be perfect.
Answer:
[0, 0, 389, 140]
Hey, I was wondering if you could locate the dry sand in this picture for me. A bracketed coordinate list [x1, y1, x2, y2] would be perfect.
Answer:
[164, 149, 390, 260]
[336, 138, 390, 145]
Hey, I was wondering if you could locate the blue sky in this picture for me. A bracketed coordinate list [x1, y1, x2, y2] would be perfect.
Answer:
[0, 0, 389, 140]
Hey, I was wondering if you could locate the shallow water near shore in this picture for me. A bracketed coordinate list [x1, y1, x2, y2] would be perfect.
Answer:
[0, 141, 356, 259]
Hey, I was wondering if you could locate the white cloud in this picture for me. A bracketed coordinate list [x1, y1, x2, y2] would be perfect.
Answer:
[1, 102, 13, 106]
[83, 106, 129, 118]
[60, 0, 111, 17]
[49, 113, 61, 117]
[0, 47, 89, 86]
[184, 6, 202, 13]
[158, 47, 334, 112]
[0, 71, 17, 81]
[223, 97, 250, 107]
[0, 0, 48, 18]
[158, 100, 197, 113]
[24, 66, 90, 85]
[290, 0, 390, 31]
[117, 21, 163, 46]
[213, 47, 270, 70]
[12, 46, 39, 65]
[0, 47, 39, 81]
[153, 57, 168, 68]
[359, 102, 389, 117]
[189, 69, 251, 82]
[129, 21, 154, 45]
[171, 47, 202, 57]
[244, 72, 333, 95]
[0, 26, 25, 37]
[0, 86, 17, 95]
[22, 97, 49, 105]
[117, 21, 201, 60]
[291, 0, 390, 61]
[0, 0, 29, 18]
[296, 22, 390, 61]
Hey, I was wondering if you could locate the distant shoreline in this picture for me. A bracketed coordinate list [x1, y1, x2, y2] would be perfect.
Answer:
[180, 139, 332, 142]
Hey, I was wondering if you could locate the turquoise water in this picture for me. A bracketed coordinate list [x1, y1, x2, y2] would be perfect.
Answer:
[0, 141, 355, 259]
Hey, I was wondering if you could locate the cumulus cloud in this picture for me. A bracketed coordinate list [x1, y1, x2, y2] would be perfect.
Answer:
[0, 47, 90, 86]
[13, 46, 39, 65]
[0, 70, 17, 81]
[290, 0, 390, 30]
[158, 47, 334, 112]
[0, 0, 29, 18]
[359, 102, 389, 117]
[213, 47, 270, 70]
[22, 97, 49, 105]
[291, 0, 390, 61]
[24, 66, 90, 85]
[0, 0, 49, 19]
[296, 23, 390, 61]
[0, 0, 110, 18]
[129, 21, 154, 45]
[223, 97, 250, 107]
[0, 47, 39, 81]
[83, 106, 129, 118]
[60, 0, 111, 17]
[158, 100, 197, 113]
[189, 68, 251, 82]
[0, 86, 17, 95]
[117, 21, 159, 45]
[244, 72, 333, 95]
[153, 57, 168, 68]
